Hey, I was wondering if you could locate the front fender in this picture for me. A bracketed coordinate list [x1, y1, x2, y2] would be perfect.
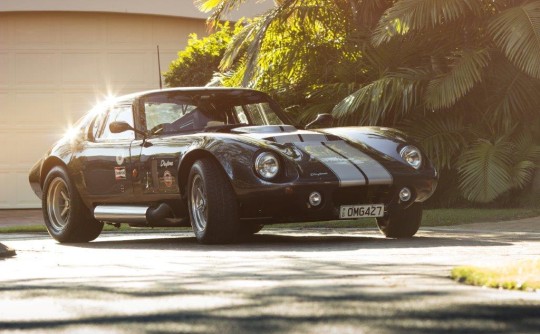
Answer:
[321, 126, 434, 170]
[177, 136, 259, 198]
[177, 135, 299, 198]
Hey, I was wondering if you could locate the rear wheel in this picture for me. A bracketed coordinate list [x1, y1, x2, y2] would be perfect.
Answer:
[188, 158, 239, 244]
[42, 166, 103, 243]
[376, 203, 422, 238]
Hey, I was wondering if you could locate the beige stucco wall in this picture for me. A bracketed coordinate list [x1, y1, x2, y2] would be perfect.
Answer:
[0, 0, 274, 20]
[0, 11, 211, 208]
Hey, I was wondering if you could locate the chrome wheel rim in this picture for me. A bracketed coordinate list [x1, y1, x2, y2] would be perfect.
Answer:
[46, 177, 71, 231]
[190, 174, 208, 231]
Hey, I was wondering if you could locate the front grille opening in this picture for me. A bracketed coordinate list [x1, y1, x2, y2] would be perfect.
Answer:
[332, 186, 394, 206]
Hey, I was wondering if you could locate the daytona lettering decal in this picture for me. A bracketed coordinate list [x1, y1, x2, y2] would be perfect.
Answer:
[161, 160, 174, 168]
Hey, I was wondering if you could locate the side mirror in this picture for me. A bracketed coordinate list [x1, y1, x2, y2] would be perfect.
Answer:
[109, 121, 147, 138]
[305, 113, 334, 130]
[109, 121, 133, 133]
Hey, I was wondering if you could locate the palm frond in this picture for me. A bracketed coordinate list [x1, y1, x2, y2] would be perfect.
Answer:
[306, 82, 362, 101]
[220, 8, 283, 87]
[509, 160, 537, 190]
[346, 0, 393, 27]
[221, 0, 349, 87]
[372, 0, 483, 46]
[489, 1, 540, 79]
[197, 0, 250, 27]
[401, 113, 468, 169]
[509, 130, 540, 189]
[425, 49, 490, 110]
[512, 130, 540, 160]
[458, 137, 514, 203]
[220, 19, 256, 70]
[295, 82, 362, 124]
[484, 61, 540, 128]
[296, 103, 337, 124]
[332, 68, 427, 125]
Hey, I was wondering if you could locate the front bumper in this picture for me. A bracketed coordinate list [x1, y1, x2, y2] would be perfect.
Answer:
[236, 175, 437, 223]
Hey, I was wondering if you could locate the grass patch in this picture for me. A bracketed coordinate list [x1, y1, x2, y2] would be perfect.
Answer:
[0, 225, 47, 233]
[451, 259, 540, 292]
[1, 207, 539, 233]
[421, 208, 540, 227]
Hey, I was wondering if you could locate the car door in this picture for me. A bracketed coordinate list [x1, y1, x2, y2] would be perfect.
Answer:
[130, 92, 197, 200]
[73, 103, 136, 202]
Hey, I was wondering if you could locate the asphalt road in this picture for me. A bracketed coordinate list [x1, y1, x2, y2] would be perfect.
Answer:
[1, 219, 539, 333]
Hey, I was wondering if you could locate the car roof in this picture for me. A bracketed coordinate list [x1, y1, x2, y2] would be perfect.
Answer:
[113, 87, 262, 104]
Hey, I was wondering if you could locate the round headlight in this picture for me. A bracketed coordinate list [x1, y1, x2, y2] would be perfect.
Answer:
[400, 146, 422, 169]
[255, 152, 280, 179]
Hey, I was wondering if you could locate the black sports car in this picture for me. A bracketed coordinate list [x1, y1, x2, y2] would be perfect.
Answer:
[29, 87, 438, 244]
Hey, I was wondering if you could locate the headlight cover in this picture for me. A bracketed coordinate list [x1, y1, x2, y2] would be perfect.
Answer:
[400, 145, 422, 169]
[255, 152, 280, 179]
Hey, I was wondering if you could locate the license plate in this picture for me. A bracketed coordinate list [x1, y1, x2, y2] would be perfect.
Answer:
[339, 204, 384, 219]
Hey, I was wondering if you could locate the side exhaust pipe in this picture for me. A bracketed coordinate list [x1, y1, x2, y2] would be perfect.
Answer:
[94, 203, 174, 225]
[94, 205, 148, 223]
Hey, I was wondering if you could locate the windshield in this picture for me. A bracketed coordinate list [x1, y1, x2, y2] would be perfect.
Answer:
[143, 91, 285, 135]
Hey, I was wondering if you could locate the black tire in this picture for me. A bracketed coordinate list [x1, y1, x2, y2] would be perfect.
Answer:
[187, 158, 239, 244]
[42, 166, 103, 243]
[376, 203, 423, 238]
[238, 223, 264, 238]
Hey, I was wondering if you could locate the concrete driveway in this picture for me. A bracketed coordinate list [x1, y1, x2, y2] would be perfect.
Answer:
[0, 217, 539, 333]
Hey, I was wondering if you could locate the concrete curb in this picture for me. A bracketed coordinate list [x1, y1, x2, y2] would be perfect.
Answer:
[0, 242, 16, 258]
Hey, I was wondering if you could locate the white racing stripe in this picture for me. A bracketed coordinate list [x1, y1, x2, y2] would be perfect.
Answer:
[295, 142, 366, 187]
[273, 134, 302, 144]
[273, 132, 328, 143]
[237, 127, 392, 186]
[325, 141, 393, 185]
[296, 131, 329, 142]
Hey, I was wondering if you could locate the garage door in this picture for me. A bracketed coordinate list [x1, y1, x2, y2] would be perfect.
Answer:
[0, 11, 206, 208]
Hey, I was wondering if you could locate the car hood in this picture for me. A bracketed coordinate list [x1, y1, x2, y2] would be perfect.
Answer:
[232, 125, 395, 186]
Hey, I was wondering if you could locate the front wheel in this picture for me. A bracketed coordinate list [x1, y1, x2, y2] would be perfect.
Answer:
[188, 158, 239, 244]
[42, 166, 103, 243]
[376, 203, 423, 238]
[238, 224, 264, 238]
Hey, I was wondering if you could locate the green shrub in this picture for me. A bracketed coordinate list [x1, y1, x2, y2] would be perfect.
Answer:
[164, 21, 243, 87]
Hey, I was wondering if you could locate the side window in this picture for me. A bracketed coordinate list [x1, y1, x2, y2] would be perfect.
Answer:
[236, 103, 284, 126]
[145, 102, 197, 133]
[98, 105, 135, 140]
[88, 112, 106, 141]
[234, 106, 249, 124]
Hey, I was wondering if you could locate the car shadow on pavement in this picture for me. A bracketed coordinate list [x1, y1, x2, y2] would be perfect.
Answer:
[1, 230, 537, 333]
[0, 306, 537, 333]
[0, 287, 537, 334]
[64, 232, 511, 252]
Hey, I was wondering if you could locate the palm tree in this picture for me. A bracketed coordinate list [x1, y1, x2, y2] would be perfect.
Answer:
[198, 0, 540, 203]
